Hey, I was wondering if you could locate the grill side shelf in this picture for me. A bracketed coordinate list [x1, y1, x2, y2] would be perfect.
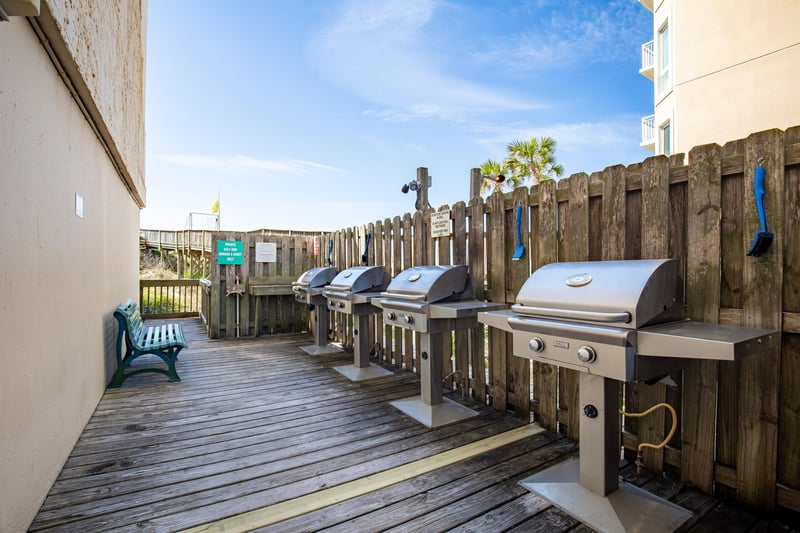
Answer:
[636, 320, 778, 361]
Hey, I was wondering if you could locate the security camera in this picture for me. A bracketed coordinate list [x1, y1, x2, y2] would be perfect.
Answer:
[401, 184, 410, 194]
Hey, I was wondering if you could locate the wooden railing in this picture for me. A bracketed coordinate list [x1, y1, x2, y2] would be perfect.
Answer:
[199, 278, 211, 328]
[139, 279, 203, 319]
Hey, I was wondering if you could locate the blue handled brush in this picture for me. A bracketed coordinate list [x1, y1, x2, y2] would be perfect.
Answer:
[747, 163, 774, 257]
[512, 205, 525, 260]
[362, 232, 371, 264]
[327, 239, 333, 266]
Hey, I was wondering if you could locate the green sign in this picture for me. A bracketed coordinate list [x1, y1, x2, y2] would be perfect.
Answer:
[217, 240, 244, 265]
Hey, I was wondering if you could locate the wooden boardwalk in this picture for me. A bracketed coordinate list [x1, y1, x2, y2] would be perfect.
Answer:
[30, 319, 798, 532]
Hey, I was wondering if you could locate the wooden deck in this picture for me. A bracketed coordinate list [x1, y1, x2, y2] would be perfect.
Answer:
[30, 319, 798, 532]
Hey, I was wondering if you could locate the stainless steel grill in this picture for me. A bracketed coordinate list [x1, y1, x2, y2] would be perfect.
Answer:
[478, 258, 777, 533]
[322, 266, 393, 381]
[292, 266, 340, 355]
[323, 265, 390, 315]
[374, 265, 505, 427]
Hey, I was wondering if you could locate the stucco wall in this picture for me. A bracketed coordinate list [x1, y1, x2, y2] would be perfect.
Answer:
[39, 0, 147, 204]
[0, 2, 145, 531]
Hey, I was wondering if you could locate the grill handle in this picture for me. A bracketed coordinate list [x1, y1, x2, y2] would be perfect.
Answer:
[511, 304, 631, 324]
[507, 316, 634, 347]
[376, 298, 429, 314]
[322, 289, 351, 299]
[379, 292, 426, 302]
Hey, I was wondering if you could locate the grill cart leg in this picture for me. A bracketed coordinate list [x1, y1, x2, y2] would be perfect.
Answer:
[301, 305, 342, 355]
[389, 332, 479, 428]
[519, 373, 691, 533]
[334, 315, 393, 381]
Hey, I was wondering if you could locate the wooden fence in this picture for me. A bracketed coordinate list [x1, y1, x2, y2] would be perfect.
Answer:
[208, 231, 326, 338]
[201, 126, 800, 515]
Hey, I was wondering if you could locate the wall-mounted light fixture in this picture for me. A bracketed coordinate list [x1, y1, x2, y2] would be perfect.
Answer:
[400, 172, 432, 211]
[400, 179, 421, 194]
[482, 174, 506, 185]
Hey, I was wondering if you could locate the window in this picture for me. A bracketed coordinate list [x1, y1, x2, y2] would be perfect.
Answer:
[660, 120, 671, 156]
[658, 22, 670, 93]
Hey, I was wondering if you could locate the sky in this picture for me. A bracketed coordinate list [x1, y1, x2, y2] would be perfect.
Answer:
[140, 0, 655, 232]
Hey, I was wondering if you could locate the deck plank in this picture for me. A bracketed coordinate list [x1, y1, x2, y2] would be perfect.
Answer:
[270, 433, 573, 532]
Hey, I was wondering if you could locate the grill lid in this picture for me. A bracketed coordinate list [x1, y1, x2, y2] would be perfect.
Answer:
[293, 266, 338, 289]
[512, 259, 684, 329]
[381, 265, 474, 303]
[325, 265, 390, 294]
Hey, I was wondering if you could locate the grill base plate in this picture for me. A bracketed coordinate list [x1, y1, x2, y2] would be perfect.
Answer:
[520, 458, 691, 533]
[334, 364, 393, 381]
[300, 343, 343, 355]
[389, 396, 478, 428]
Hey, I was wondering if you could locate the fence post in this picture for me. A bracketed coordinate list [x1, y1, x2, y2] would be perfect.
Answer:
[737, 129, 784, 510]
[487, 190, 508, 411]
[530, 178, 557, 429]
[468, 194, 487, 402]
[469, 168, 482, 201]
[682, 144, 722, 493]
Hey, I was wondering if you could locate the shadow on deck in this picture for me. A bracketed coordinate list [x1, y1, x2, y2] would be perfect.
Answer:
[30, 319, 798, 532]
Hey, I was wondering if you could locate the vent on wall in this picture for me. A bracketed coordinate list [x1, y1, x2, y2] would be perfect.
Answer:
[0, 0, 40, 21]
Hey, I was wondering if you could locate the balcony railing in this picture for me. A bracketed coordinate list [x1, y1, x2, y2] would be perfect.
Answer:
[641, 114, 655, 150]
[640, 40, 654, 80]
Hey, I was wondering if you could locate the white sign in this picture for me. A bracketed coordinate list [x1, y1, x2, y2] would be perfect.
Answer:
[255, 242, 277, 263]
[431, 210, 451, 238]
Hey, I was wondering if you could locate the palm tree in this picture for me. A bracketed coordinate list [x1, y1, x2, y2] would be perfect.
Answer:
[478, 158, 509, 195]
[505, 136, 564, 186]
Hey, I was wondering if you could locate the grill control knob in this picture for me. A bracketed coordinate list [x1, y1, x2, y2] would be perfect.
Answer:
[338, 302, 345, 308]
[386, 311, 396, 321]
[577, 346, 597, 363]
[403, 315, 414, 324]
[528, 337, 545, 353]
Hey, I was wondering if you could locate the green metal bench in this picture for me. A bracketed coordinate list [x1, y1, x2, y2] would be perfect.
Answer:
[110, 299, 188, 388]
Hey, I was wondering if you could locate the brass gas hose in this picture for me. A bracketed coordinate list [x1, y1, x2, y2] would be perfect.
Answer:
[620, 402, 677, 473]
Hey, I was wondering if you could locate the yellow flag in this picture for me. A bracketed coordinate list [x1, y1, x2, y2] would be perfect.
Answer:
[211, 199, 219, 214]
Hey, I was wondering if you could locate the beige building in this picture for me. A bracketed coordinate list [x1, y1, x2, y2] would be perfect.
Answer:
[638, 0, 800, 156]
[0, 1, 147, 531]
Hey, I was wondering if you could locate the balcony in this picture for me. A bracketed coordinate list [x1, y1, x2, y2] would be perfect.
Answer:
[639, 40, 654, 80]
[641, 114, 655, 150]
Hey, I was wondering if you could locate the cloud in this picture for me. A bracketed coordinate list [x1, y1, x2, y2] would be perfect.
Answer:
[156, 154, 345, 175]
[474, 0, 650, 72]
[308, 0, 539, 122]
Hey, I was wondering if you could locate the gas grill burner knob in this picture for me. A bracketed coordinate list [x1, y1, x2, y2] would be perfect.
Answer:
[403, 315, 414, 324]
[577, 346, 597, 363]
[386, 311, 396, 321]
[528, 337, 545, 353]
[338, 302, 345, 308]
